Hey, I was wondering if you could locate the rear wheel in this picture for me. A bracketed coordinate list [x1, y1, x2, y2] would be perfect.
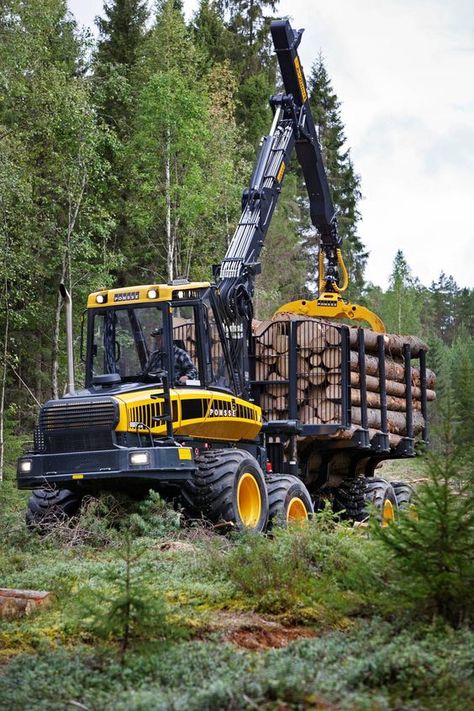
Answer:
[365, 478, 398, 526]
[26, 488, 83, 531]
[391, 480, 415, 510]
[267, 475, 314, 527]
[182, 449, 269, 532]
[334, 477, 398, 525]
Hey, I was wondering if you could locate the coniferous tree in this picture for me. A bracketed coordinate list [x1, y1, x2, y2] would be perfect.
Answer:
[95, 0, 148, 134]
[93, 0, 149, 284]
[305, 55, 367, 297]
[381, 250, 422, 335]
[193, 0, 278, 145]
[372, 423, 474, 628]
[428, 272, 459, 345]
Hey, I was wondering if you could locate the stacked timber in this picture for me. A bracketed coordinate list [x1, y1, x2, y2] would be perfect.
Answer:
[253, 315, 436, 449]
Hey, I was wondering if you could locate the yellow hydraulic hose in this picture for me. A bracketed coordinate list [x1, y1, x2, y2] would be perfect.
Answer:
[318, 250, 325, 294]
[332, 249, 349, 293]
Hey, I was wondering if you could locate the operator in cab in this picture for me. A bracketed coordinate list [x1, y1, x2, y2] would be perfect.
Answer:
[145, 327, 198, 385]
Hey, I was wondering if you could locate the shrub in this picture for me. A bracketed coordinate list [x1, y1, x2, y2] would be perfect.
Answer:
[66, 532, 183, 662]
[223, 508, 387, 622]
[372, 421, 474, 627]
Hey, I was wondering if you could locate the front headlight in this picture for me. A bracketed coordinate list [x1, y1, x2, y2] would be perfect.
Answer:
[18, 459, 33, 474]
[129, 451, 150, 466]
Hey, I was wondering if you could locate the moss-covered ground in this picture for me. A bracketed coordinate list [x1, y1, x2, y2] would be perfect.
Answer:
[0, 438, 472, 710]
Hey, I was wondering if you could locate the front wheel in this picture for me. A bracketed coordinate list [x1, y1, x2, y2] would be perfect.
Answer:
[26, 487, 83, 531]
[182, 449, 269, 532]
[267, 475, 314, 527]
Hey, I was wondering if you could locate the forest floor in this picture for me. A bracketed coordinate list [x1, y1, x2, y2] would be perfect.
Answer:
[0, 440, 472, 711]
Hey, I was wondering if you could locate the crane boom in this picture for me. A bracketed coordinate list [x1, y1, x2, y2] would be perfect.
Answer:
[218, 19, 384, 333]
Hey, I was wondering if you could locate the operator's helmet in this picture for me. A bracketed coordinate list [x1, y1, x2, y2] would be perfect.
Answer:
[150, 327, 163, 337]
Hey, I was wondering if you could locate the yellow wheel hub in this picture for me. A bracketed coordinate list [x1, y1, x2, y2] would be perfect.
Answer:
[286, 497, 308, 522]
[382, 498, 395, 527]
[237, 472, 262, 528]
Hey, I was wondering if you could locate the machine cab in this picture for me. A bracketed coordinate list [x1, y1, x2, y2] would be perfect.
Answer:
[85, 283, 247, 395]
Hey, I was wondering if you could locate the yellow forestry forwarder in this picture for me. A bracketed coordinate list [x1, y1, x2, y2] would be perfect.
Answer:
[17, 20, 429, 530]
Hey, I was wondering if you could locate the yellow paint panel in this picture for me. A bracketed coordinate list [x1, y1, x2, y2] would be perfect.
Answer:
[114, 388, 262, 442]
[178, 448, 192, 460]
[276, 161, 286, 183]
[72, 474, 84, 480]
[87, 282, 211, 308]
[294, 56, 308, 103]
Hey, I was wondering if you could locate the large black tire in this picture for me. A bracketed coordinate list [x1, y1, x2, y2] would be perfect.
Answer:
[333, 477, 367, 522]
[364, 478, 398, 525]
[267, 475, 314, 527]
[391, 480, 415, 510]
[182, 449, 269, 532]
[26, 488, 83, 531]
[334, 477, 398, 524]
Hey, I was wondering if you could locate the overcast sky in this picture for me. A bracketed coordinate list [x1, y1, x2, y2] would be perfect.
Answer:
[68, 0, 474, 289]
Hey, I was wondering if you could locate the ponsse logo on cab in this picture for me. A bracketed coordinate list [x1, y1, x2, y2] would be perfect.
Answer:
[208, 402, 237, 418]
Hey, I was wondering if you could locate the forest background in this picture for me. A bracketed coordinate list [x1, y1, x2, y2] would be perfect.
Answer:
[0, 0, 473, 466]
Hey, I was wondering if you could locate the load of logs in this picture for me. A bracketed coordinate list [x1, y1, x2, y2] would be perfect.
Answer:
[253, 315, 436, 449]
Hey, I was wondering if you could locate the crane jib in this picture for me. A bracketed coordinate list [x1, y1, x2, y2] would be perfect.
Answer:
[217, 19, 340, 322]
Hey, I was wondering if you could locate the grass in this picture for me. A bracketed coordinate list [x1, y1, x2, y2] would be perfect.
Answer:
[0, 434, 473, 710]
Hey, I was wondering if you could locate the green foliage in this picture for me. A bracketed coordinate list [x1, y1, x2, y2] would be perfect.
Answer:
[67, 534, 179, 661]
[96, 0, 149, 69]
[0, 622, 472, 710]
[372, 431, 474, 627]
[127, 490, 182, 537]
[380, 249, 423, 335]
[222, 509, 386, 622]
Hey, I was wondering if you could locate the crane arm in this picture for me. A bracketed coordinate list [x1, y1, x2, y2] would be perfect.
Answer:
[217, 19, 384, 332]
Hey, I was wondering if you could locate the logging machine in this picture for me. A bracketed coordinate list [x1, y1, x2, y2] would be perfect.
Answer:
[17, 20, 429, 530]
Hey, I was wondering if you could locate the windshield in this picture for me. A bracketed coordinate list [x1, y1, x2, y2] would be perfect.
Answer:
[89, 305, 166, 382]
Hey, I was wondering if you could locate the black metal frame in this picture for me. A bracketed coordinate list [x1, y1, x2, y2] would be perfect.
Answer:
[250, 318, 430, 477]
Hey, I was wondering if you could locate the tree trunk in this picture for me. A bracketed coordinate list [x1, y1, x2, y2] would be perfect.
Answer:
[349, 350, 436, 387]
[351, 406, 424, 436]
[350, 388, 422, 412]
[165, 126, 173, 282]
[0, 280, 9, 482]
[347, 327, 428, 357]
[350, 371, 436, 401]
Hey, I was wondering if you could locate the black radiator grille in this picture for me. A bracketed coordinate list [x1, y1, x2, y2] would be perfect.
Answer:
[40, 398, 118, 432]
[38, 398, 118, 453]
[46, 431, 114, 453]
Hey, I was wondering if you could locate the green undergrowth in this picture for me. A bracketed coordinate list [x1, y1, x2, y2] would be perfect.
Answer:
[216, 507, 388, 625]
[1, 434, 473, 708]
[0, 621, 472, 711]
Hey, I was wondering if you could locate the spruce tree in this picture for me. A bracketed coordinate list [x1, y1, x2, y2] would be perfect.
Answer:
[428, 272, 459, 345]
[96, 0, 149, 68]
[95, 0, 148, 135]
[306, 55, 367, 296]
[381, 250, 422, 335]
[193, 0, 278, 145]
